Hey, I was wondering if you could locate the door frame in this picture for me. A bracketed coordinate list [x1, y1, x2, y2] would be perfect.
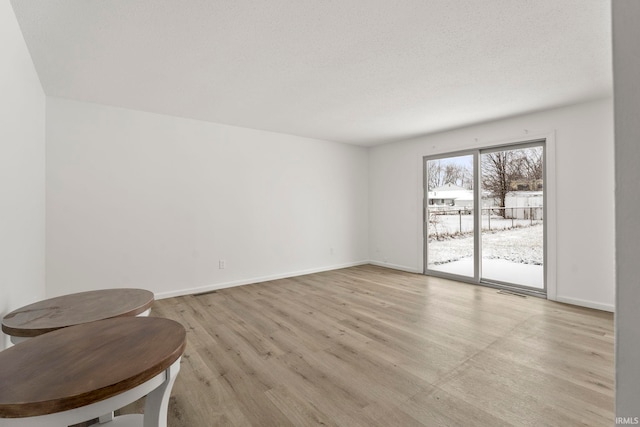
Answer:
[421, 132, 556, 299]
[423, 150, 479, 282]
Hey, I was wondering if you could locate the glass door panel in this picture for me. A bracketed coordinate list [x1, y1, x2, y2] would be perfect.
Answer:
[480, 146, 544, 289]
[425, 154, 475, 278]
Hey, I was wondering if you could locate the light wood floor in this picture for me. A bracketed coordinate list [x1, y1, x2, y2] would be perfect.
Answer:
[120, 265, 614, 426]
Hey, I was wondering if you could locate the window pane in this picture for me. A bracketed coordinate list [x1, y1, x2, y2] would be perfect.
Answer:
[480, 146, 544, 289]
[426, 154, 474, 278]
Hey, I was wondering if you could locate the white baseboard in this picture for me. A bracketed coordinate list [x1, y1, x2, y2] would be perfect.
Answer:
[155, 260, 614, 314]
[553, 295, 615, 312]
[368, 260, 421, 274]
[154, 260, 369, 300]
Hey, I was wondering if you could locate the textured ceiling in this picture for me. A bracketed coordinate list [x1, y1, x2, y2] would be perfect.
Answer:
[11, 0, 612, 146]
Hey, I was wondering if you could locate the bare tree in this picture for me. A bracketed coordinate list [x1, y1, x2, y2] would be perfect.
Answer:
[443, 164, 472, 188]
[481, 147, 543, 216]
[427, 160, 473, 190]
[456, 164, 474, 190]
[482, 152, 513, 217]
[519, 147, 543, 182]
[427, 160, 445, 190]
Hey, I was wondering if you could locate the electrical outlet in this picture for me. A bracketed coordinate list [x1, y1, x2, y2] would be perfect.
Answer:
[219, 260, 226, 269]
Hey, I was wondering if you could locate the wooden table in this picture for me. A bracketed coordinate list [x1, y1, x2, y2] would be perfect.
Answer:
[0, 317, 186, 427]
[1, 289, 154, 344]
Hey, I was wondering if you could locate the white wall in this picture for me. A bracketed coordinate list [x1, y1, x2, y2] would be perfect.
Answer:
[0, 0, 46, 349]
[369, 98, 614, 311]
[46, 98, 369, 298]
[613, 0, 640, 420]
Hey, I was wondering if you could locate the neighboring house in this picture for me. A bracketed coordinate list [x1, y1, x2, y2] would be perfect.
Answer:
[429, 184, 543, 219]
[509, 179, 543, 191]
[428, 183, 473, 208]
[504, 191, 544, 219]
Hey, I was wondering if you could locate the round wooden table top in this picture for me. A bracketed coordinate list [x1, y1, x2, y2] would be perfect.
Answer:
[0, 317, 186, 418]
[1, 288, 154, 338]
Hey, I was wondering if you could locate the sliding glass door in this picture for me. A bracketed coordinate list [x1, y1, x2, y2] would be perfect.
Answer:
[480, 145, 544, 289]
[425, 154, 475, 278]
[424, 141, 546, 294]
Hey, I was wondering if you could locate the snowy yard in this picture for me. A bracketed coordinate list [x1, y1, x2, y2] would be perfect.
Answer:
[427, 223, 543, 265]
[426, 224, 544, 288]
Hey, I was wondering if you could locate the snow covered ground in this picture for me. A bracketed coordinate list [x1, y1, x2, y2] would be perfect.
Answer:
[432, 258, 544, 289]
[427, 224, 543, 265]
[426, 224, 544, 288]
